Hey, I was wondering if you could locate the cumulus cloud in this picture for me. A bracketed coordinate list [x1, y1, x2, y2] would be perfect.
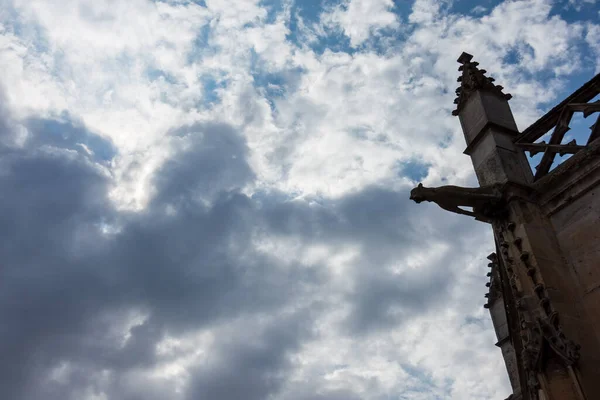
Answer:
[321, 0, 399, 47]
[0, 0, 598, 399]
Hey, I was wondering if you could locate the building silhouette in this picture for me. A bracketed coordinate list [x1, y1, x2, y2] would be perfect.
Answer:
[411, 52, 600, 400]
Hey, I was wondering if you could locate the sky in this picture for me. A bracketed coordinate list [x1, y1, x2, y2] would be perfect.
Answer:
[0, 0, 599, 399]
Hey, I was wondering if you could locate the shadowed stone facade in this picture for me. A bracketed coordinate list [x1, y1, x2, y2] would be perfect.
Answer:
[412, 53, 600, 400]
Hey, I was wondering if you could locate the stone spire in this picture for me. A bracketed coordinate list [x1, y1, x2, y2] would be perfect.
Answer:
[453, 52, 512, 116]
[451, 52, 531, 185]
[411, 52, 600, 400]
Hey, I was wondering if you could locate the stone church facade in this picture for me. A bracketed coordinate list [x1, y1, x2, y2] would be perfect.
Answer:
[411, 53, 600, 400]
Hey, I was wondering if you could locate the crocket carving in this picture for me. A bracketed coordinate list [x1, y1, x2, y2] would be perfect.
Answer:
[409, 183, 506, 221]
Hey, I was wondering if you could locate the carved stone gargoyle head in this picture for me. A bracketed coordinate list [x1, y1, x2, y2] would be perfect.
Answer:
[409, 183, 426, 203]
[409, 182, 508, 221]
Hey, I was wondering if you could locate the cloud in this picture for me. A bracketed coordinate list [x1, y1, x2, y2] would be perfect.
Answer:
[321, 0, 400, 48]
[567, 0, 597, 11]
[0, 0, 598, 399]
[153, 122, 254, 204]
[23, 114, 117, 161]
[586, 23, 600, 74]
[0, 110, 317, 399]
[0, 113, 116, 400]
[185, 312, 313, 400]
[0, 90, 497, 399]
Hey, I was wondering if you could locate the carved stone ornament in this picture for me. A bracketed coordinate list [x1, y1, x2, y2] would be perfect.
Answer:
[538, 316, 581, 367]
[514, 73, 600, 180]
[453, 52, 512, 116]
[519, 315, 581, 399]
[409, 182, 507, 222]
[495, 221, 583, 400]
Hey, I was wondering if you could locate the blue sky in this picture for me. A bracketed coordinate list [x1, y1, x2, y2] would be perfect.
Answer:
[0, 0, 599, 399]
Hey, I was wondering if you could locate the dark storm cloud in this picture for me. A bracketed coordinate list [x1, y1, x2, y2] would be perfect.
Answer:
[262, 187, 423, 261]
[283, 389, 363, 400]
[343, 261, 452, 334]
[0, 92, 12, 141]
[186, 312, 314, 400]
[0, 130, 118, 399]
[259, 187, 460, 334]
[0, 112, 322, 399]
[24, 114, 117, 162]
[154, 122, 254, 205]
[0, 101, 463, 399]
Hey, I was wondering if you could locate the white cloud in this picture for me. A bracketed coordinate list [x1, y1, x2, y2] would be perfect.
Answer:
[321, 0, 400, 47]
[586, 23, 600, 73]
[567, 0, 597, 11]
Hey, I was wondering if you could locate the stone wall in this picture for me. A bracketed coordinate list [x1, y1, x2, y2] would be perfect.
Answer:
[535, 145, 600, 399]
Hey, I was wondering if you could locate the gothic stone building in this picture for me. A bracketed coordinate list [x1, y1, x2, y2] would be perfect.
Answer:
[411, 53, 600, 400]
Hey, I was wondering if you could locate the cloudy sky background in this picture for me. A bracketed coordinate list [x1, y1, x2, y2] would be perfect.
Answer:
[0, 0, 599, 399]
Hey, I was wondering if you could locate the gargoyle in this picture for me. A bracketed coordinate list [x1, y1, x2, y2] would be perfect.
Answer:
[409, 182, 506, 222]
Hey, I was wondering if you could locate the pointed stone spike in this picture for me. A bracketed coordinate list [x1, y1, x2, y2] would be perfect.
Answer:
[457, 52, 473, 64]
[516, 300, 524, 309]
[452, 52, 515, 116]
[534, 284, 545, 296]
[549, 311, 559, 327]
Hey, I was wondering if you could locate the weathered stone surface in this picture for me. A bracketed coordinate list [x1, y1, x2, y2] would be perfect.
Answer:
[488, 252, 523, 396]
[408, 182, 506, 221]
[459, 90, 519, 146]
[549, 166, 600, 400]
[411, 53, 600, 400]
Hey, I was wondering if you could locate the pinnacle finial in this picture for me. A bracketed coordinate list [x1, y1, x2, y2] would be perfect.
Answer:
[457, 52, 473, 64]
[452, 52, 512, 116]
